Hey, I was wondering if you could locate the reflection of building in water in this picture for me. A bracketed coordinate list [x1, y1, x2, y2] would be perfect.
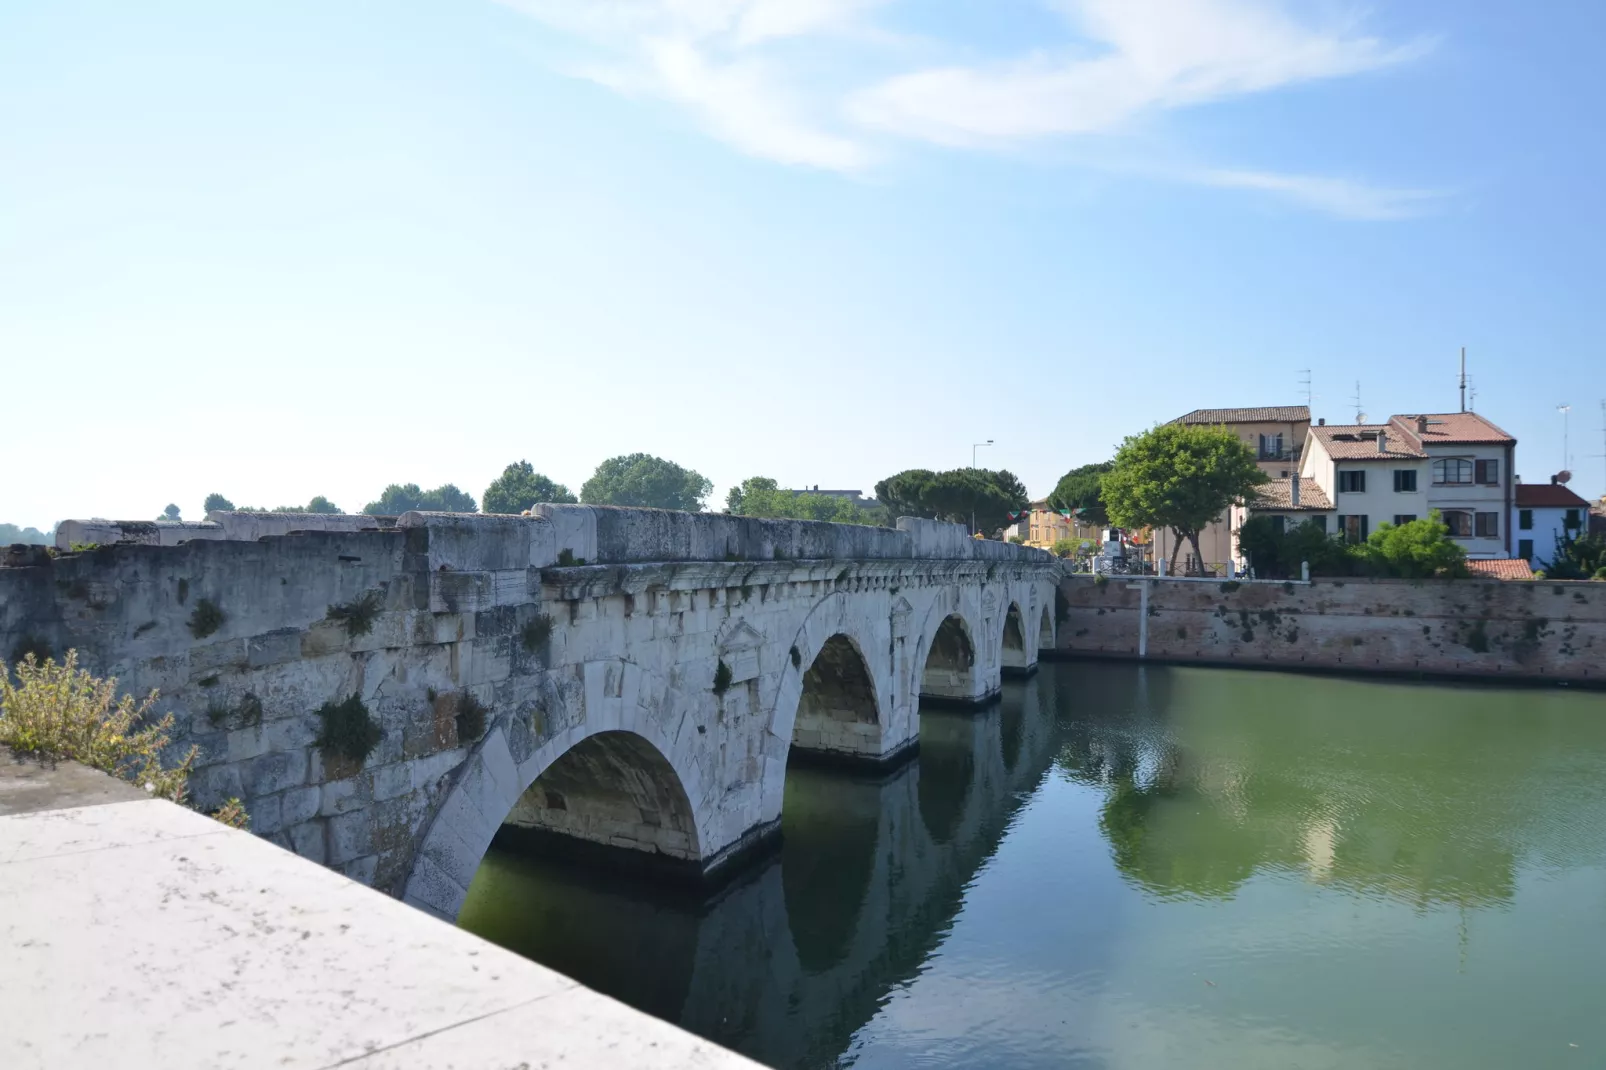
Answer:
[1054, 662, 1606, 912]
[459, 677, 1061, 1070]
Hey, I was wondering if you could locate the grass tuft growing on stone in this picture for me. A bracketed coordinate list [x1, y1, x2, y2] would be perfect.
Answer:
[188, 598, 225, 639]
[0, 650, 196, 802]
[455, 692, 488, 744]
[314, 694, 382, 767]
[521, 613, 553, 654]
[326, 591, 383, 638]
[555, 549, 587, 567]
[713, 659, 733, 696]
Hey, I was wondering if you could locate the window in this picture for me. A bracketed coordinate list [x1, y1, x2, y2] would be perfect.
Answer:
[1443, 511, 1472, 537]
[1339, 515, 1369, 543]
[1475, 512, 1500, 537]
[1519, 509, 1534, 530]
[1565, 509, 1583, 529]
[1393, 514, 1418, 526]
[1475, 459, 1499, 485]
[1518, 539, 1534, 561]
[1338, 470, 1367, 493]
[1270, 516, 1286, 535]
[1433, 458, 1473, 485]
[1258, 433, 1284, 461]
[1393, 470, 1417, 492]
[1309, 515, 1327, 533]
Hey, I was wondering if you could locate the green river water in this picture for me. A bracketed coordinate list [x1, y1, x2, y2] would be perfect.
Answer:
[459, 662, 1606, 1069]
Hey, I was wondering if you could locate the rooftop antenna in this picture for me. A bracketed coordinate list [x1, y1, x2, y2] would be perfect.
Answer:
[1559, 404, 1572, 473]
[1298, 369, 1314, 410]
[1459, 347, 1467, 413]
[1467, 376, 1478, 413]
[1350, 380, 1365, 424]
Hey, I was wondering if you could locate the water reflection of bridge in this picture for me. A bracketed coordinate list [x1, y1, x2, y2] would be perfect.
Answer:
[460, 674, 1064, 1069]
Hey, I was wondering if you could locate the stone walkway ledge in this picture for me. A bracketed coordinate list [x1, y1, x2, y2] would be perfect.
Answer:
[0, 759, 761, 1070]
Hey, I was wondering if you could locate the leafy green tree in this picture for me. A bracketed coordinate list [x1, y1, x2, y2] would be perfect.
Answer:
[1538, 529, 1606, 580]
[873, 468, 1028, 534]
[362, 483, 477, 516]
[203, 493, 234, 513]
[725, 477, 876, 524]
[1047, 462, 1113, 525]
[304, 496, 341, 514]
[580, 454, 711, 512]
[1237, 516, 1356, 579]
[159, 504, 181, 522]
[482, 461, 577, 515]
[1102, 424, 1267, 573]
[0, 523, 50, 545]
[1356, 512, 1468, 578]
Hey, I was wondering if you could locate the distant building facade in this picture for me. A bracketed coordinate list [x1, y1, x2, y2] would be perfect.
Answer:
[1513, 481, 1592, 567]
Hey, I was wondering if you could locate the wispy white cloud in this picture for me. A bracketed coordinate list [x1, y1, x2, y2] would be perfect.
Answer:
[1193, 169, 1445, 220]
[495, 0, 1439, 218]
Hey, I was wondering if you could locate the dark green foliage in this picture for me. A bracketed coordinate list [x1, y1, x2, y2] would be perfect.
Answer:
[555, 549, 587, 567]
[1219, 580, 1242, 593]
[726, 477, 883, 525]
[426, 687, 438, 703]
[0, 522, 51, 545]
[483, 461, 577, 515]
[521, 613, 553, 653]
[198, 675, 220, 688]
[9, 636, 53, 666]
[1239, 516, 1361, 579]
[790, 645, 802, 669]
[159, 504, 181, 522]
[1465, 620, 1490, 653]
[176, 578, 189, 605]
[203, 493, 234, 513]
[580, 453, 712, 512]
[1056, 585, 1070, 624]
[188, 599, 224, 639]
[1540, 530, 1606, 580]
[455, 692, 488, 743]
[206, 703, 228, 727]
[873, 468, 1029, 535]
[1356, 513, 1469, 579]
[713, 659, 733, 696]
[327, 591, 383, 638]
[239, 692, 263, 726]
[305, 496, 342, 514]
[1047, 462, 1114, 525]
[362, 483, 477, 516]
[314, 694, 382, 765]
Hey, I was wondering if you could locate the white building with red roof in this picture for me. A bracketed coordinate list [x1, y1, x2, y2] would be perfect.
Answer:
[1513, 479, 1593, 568]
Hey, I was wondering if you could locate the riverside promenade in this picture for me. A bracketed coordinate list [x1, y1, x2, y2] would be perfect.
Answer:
[0, 756, 758, 1070]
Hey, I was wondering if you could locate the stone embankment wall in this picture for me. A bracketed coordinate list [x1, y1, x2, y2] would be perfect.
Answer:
[1, 505, 1051, 908]
[1056, 575, 1606, 684]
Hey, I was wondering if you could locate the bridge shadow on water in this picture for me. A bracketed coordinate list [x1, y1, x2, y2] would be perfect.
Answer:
[458, 674, 1066, 1070]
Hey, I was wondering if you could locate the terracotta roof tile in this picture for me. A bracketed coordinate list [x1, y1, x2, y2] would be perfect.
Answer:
[1309, 424, 1426, 461]
[1250, 477, 1333, 511]
[1177, 406, 1310, 425]
[1390, 412, 1516, 446]
[1515, 484, 1592, 508]
[1466, 559, 1536, 581]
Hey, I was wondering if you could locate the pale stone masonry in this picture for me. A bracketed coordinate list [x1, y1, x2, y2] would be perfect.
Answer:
[0, 506, 1056, 922]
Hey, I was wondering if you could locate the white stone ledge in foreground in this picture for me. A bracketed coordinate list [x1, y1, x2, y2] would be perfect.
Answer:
[0, 796, 761, 1070]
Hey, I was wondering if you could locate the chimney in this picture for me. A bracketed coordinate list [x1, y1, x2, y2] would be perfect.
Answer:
[1318, 418, 1326, 426]
[1552, 474, 1559, 485]
[1377, 429, 1388, 453]
[1291, 473, 1301, 507]
[1416, 415, 1429, 434]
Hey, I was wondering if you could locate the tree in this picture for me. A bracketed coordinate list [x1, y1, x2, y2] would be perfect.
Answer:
[580, 454, 711, 512]
[1047, 462, 1113, 525]
[872, 468, 1028, 534]
[1538, 529, 1606, 580]
[1356, 512, 1468, 579]
[203, 493, 234, 513]
[1237, 516, 1356, 579]
[725, 477, 877, 524]
[482, 461, 577, 515]
[1102, 424, 1267, 574]
[0, 523, 50, 545]
[159, 504, 181, 522]
[304, 496, 341, 514]
[362, 483, 478, 516]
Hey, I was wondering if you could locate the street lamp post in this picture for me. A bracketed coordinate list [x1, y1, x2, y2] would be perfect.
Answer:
[970, 440, 994, 534]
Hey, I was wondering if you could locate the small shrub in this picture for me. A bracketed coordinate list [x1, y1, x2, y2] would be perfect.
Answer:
[455, 692, 488, 743]
[1240, 628, 1255, 642]
[314, 694, 382, 766]
[238, 692, 263, 726]
[1465, 620, 1490, 654]
[211, 798, 250, 830]
[326, 591, 382, 638]
[1282, 581, 1295, 594]
[205, 702, 229, 727]
[0, 650, 196, 802]
[426, 686, 438, 703]
[1093, 573, 1108, 587]
[555, 548, 587, 567]
[790, 645, 802, 669]
[521, 613, 553, 654]
[197, 675, 219, 688]
[188, 598, 224, 639]
[713, 659, 733, 696]
[1220, 580, 1242, 593]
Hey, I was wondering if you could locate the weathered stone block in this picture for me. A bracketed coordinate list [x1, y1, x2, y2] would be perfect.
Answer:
[226, 726, 270, 763]
[299, 620, 348, 659]
[319, 774, 372, 817]
[339, 854, 379, 885]
[326, 810, 375, 865]
[371, 762, 412, 802]
[241, 750, 308, 797]
[248, 792, 285, 834]
[281, 785, 320, 826]
[287, 819, 326, 864]
[247, 628, 303, 669]
[189, 639, 248, 678]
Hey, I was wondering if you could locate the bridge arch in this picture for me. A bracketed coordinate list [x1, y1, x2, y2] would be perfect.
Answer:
[1000, 601, 1029, 675]
[917, 611, 979, 705]
[403, 671, 711, 923]
[1038, 603, 1054, 652]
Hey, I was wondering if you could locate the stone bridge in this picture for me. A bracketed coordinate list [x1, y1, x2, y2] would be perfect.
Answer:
[1, 507, 1057, 919]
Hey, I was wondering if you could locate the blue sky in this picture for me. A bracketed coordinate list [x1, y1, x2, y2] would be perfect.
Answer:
[3, 0, 1602, 529]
